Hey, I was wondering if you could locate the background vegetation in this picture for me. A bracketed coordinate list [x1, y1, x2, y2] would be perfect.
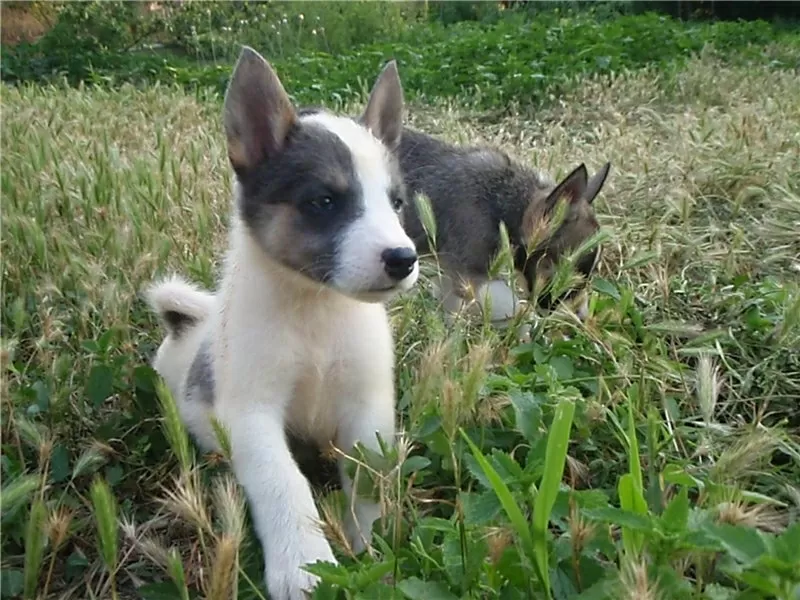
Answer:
[2, 0, 799, 109]
[2, 2, 799, 600]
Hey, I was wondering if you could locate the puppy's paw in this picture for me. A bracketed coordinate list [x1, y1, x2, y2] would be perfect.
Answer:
[478, 279, 520, 322]
[265, 543, 337, 600]
[266, 569, 321, 600]
[343, 502, 380, 555]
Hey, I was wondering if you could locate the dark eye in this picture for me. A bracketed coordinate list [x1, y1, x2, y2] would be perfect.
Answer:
[308, 196, 335, 213]
[390, 194, 405, 211]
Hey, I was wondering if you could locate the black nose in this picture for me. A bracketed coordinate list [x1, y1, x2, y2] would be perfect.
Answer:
[382, 247, 417, 281]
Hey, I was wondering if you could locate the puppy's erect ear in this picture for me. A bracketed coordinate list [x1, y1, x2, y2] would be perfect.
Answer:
[521, 164, 588, 242]
[362, 60, 404, 151]
[544, 163, 589, 212]
[223, 46, 296, 173]
[585, 162, 611, 205]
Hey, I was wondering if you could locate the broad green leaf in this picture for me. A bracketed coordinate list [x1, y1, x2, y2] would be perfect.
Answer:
[137, 580, 191, 600]
[32, 380, 50, 412]
[572, 576, 618, 600]
[735, 571, 782, 596]
[401, 455, 431, 477]
[463, 453, 493, 489]
[618, 474, 648, 556]
[591, 278, 620, 300]
[459, 490, 502, 526]
[490, 449, 525, 483]
[702, 523, 769, 566]
[703, 583, 738, 600]
[355, 581, 404, 600]
[0, 569, 23, 598]
[442, 531, 465, 587]
[353, 560, 395, 589]
[662, 463, 703, 489]
[510, 390, 542, 442]
[582, 507, 653, 532]
[417, 517, 455, 533]
[304, 561, 350, 586]
[397, 576, 459, 600]
[86, 364, 114, 407]
[773, 521, 800, 564]
[548, 356, 574, 381]
[659, 486, 690, 533]
[50, 444, 71, 484]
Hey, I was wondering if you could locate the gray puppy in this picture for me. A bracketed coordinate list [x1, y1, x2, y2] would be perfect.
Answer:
[397, 127, 610, 323]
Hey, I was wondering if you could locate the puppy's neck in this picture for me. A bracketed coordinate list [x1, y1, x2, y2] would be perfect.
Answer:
[222, 217, 343, 315]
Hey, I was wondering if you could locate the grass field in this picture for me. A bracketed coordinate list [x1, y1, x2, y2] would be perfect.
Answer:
[2, 52, 800, 599]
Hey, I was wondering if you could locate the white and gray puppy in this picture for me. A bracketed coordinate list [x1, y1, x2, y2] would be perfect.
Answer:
[145, 47, 418, 599]
[398, 127, 610, 325]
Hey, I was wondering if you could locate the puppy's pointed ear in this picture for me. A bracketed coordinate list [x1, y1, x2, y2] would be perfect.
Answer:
[544, 163, 589, 212]
[223, 46, 296, 173]
[585, 162, 611, 205]
[362, 60, 404, 151]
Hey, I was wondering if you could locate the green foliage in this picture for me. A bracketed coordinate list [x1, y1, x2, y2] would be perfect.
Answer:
[3, 3, 798, 111]
[2, 24, 799, 600]
[162, 0, 426, 61]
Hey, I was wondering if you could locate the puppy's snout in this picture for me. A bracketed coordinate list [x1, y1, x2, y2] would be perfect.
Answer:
[382, 247, 417, 281]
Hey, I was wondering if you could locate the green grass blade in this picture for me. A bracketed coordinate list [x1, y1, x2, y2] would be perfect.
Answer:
[89, 477, 119, 572]
[626, 383, 645, 508]
[414, 192, 437, 247]
[618, 474, 647, 558]
[459, 428, 548, 597]
[1, 474, 40, 519]
[617, 385, 649, 559]
[166, 547, 190, 600]
[532, 397, 576, 595]
[23, 498, 47, 600]
[155, 378, 192, 473]
[210, 416, 233, 460]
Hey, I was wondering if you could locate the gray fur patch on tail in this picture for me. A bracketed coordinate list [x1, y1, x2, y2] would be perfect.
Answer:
[162, 310, 199, 339]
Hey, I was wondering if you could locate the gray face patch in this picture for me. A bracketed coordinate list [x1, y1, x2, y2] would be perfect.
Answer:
[186, 339, 215, 406]
[236, 119, 368, 285]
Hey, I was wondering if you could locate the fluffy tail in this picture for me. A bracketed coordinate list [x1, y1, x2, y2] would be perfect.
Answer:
[145, 275, 215, 338]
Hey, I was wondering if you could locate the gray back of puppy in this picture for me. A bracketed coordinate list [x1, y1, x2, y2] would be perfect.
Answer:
[398, 127, 610, 309]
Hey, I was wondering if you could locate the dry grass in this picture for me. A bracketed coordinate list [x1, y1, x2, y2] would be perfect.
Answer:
[2, 54, 799, 598]
[0, 3, 54, 46]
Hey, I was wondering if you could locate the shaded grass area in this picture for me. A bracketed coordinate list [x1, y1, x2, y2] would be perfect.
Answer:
[2, 54, 800, 598]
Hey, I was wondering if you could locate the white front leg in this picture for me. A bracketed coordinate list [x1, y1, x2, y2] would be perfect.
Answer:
[335, 384, 395, 554]
[226, 407, 336, 600]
